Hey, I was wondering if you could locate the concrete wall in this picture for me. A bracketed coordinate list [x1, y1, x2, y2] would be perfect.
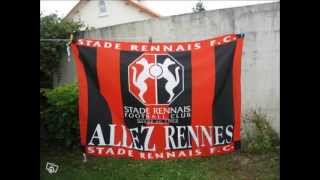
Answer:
[67, 0, 154, 29]
[56, 2, 280, 136]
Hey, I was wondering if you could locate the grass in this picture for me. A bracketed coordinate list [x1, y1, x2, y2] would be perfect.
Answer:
[40, 110, 279, 180]
[40, 146, 279, 180]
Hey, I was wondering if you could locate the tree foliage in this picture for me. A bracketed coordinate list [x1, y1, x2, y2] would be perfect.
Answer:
[40, 13, 83, 88]
[192, 0, 206, 13]
[40, 13, 83, 141]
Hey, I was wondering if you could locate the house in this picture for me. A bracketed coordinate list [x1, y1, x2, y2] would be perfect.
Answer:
[64, 0, 161, 29]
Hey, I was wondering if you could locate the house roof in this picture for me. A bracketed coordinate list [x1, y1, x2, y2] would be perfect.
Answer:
[126, 0, 160, 18]
[64, 0, 161, 20]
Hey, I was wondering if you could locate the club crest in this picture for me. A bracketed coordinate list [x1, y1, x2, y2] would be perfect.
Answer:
[128, 53, 184, 105]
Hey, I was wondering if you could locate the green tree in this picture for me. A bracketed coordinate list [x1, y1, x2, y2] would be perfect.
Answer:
[40, 13, 83, 141]
[40, 13, 83, 88]
[192, 0, 206, 13]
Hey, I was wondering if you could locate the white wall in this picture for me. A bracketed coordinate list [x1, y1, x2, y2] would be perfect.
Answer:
[70, 0, 154, 29]
[57, 2, 280, 136]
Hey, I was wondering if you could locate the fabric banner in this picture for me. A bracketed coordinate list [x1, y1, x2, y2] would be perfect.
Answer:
[70, 33, 244, 160]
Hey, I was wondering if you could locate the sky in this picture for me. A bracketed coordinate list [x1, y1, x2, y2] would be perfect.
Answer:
[40, 0, 278, 18]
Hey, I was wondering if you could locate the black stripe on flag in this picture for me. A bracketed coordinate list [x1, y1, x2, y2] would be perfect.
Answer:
[213, 42, 236, 144]
[78, 46, 113, 145]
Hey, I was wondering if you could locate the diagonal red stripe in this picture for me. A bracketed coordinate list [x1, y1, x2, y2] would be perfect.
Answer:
[71, 44, 88, 146]
[232, 37, 244, 142]
[191, 48, 215, 151]
[97, 48, 124, 145]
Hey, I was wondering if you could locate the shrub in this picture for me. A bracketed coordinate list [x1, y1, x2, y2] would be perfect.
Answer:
[242, 110, 280, 154]
[42, 83, 79, 148]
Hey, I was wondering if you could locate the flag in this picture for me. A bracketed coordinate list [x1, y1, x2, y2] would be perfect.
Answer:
[70, 33, 244, 160]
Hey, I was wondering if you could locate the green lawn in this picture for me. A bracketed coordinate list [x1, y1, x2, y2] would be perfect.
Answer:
[40, 147, 279, 180]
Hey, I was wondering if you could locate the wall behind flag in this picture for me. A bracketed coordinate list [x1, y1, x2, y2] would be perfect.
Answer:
[56, 2, 279, 136]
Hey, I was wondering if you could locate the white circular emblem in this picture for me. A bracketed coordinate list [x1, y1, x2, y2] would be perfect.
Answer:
[149, 64, 163, 78]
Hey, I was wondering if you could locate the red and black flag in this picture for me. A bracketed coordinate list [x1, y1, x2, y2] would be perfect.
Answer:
[70, 33, 244, 160]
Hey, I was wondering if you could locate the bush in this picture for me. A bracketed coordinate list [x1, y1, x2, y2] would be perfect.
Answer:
[242, 110, 280, 154]
[42, 83, 79, 148]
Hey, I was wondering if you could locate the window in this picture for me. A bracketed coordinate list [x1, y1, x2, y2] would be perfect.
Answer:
[99, 0, 108, 16]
